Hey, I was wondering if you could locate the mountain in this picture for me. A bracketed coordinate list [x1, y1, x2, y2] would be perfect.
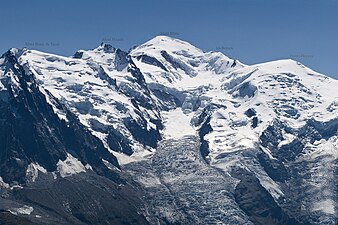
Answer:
[0, 36, 337, 225]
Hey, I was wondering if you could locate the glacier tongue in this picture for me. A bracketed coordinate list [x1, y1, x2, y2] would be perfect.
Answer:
[123, 136, 253, 225]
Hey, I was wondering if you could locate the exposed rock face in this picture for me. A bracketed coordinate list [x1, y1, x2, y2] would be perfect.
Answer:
[0, 172, 149, 225]
[233, 169, 302, 225]
[0, 50, 120, 184]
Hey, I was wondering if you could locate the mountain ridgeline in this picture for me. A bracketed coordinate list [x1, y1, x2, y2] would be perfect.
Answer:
[0, 36, 337, 225]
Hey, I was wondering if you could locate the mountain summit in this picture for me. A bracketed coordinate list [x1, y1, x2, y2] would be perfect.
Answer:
[0, 36, 337, 225]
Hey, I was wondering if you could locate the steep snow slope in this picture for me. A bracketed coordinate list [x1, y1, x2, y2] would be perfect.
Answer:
[74, 42, 128, 72]
[17, 47, 162, 158]
[204, 59, 338, 162]
[161, 108, 196, 139]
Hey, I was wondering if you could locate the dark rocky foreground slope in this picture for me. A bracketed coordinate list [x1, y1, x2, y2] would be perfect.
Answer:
[0, 172, 149, 225]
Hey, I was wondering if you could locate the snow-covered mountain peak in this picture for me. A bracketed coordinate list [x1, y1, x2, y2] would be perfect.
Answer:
[130, 35, 244, 88]
[7, 47, 27, 58]
[251, 59, 325, 77]
[0, 48, 28, 70]
[97, 42, 116, 53]
[202, 57, 338, 165]
[74, 42, 116, 56]
[72, 43, 128, 72]
[133, 35, 203, 54]
[224, 58, 336, 101]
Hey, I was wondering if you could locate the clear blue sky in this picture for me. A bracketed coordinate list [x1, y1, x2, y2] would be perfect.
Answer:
[1, 0, 337, 78]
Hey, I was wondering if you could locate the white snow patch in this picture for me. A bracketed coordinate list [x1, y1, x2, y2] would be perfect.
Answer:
[102, 159, 120, 171]
[312, 199, 335, 215]
[162, 108, 195, 139]
[0, 80, 5, 91]
[9, 205, 34, 215]
[52, 172, 57, 180]
[0, 177, 10, 188]
[85, 164, 93, 170]
[278, 131, 296, 148]
[259, 178, 284, 199]
[10, 185, 23, 190]
[260, 146, 277, 160]
[26, 163, 47, 182]
[57, 153, 86, 177]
